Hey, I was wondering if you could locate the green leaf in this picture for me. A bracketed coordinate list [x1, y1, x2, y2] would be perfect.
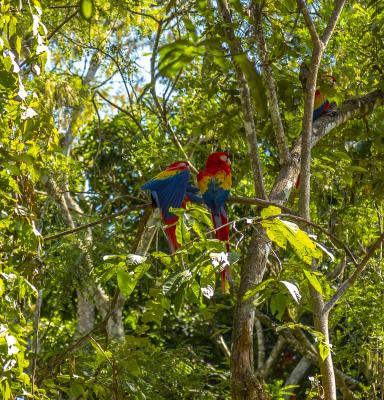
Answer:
[243, 278, 274, 301]
[261, 219, 288, 249]
[152, 251, 172, 267]
[80, 0, 93, 21]
[303, 270, 323, 295]
[270, 293, 288, 321]
[260, 205, 281, 219]
[117, 260, 150, 297]
[175, 218, 190, 245]
[15, 36, 21, 56]
[233, 53, 267, 115]
[117, 268, 135, 297]
[192, 220, 206, 239]
[200, 264, 215, 299]
[319, 341, 330, 361]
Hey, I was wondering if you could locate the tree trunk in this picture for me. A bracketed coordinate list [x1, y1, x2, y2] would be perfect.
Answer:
[311, 289, 337, 400]
[231, 227, 271, 400]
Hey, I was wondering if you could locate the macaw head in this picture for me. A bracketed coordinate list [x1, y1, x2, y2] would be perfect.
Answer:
[206, 152, 231, 168]
[166, 161, 189, 171]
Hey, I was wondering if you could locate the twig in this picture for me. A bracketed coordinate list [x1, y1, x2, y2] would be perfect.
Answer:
[44, 203, 151, 241]
[324, 231, 384, 313]
[36, 289, 121, 384]
[96, 90, 144, 134]
[47, 9, 79, 41]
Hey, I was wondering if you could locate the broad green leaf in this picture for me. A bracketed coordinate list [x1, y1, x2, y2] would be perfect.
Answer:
[117, 268, 135, 297]
[151, 251, 172, 267]
[117, 261, 150, 297]
[192, 220, 206, 239]
[175, 218, 190, 245]
[80, 0, 93, 21]
[319, 341, 330, 361]
[260, 205, 281, 219]
[303, 270, 323, 295]
[270, 293, 288, 321]
[261, 219, 287, 249]
[243, 278, 274, 301]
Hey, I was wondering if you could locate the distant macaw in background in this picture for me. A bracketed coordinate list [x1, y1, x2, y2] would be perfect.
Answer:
[141, 161, 200, 253]
[197, 152, 232, 291]
[313, 75, 336, 121]
[299, 64, 336, 121]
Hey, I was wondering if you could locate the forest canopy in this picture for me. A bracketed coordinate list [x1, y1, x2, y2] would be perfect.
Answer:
[0, 0, 383, 399]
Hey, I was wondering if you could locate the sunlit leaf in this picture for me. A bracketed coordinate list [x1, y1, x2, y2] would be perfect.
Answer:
[80, 0, 93, 21]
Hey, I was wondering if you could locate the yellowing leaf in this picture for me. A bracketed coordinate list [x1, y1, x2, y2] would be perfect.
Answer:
[80, 0, 93, 21]
[260, 205, 281, 219]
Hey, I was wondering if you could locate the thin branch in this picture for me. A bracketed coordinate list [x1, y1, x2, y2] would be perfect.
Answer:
[47, 9, 79, 41]
[260, 335, 286, 378]
[252, 1, 290, 165]
[96, 90, 144, 134]
[255, 318, 265, 370]
[296, 0, 321, 45]
[279, 214, 358, 266]
[324, 231, 384, 313]
[218, 0, 267, 199]
[229, 195, 295, 215]
[321, 0, 347, 45]
[44, 203, 151, 241]
[36, 289, 121, 384]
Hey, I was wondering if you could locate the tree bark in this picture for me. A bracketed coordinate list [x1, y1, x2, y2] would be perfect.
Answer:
[231, 227, 272, 400]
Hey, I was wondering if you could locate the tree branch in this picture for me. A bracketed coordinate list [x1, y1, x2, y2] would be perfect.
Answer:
[44, 203, 151, 241]
[321, 0, 347, 45]
[218, 0, 267, 199]
[270, 89, 384, 203]
[296, 0, 321, 45]
[96, 90, 144, 134]
[324, 231, 384, 313]
[252, 1, 290, 165]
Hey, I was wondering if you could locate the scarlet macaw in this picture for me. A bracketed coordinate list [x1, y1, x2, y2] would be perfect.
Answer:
[197, 152, 232, 291]
[141, 161, 200, 253]
[313, 76, 336, 121]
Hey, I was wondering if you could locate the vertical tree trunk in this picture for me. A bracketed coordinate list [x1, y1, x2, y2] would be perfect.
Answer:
[311, 289, 337, 399]
[231, 227, 271, 400]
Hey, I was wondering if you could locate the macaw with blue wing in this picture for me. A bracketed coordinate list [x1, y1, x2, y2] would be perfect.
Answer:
[313, 75, 336, 121]
[197, 152, 232, 291]
[141, 161, 201, 253]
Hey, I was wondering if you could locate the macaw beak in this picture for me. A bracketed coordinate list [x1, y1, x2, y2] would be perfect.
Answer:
[226, 158, 231, 165]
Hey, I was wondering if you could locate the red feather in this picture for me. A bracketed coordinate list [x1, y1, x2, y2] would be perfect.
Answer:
[198, 152, 232, 292]
[163, 198, 188, 253]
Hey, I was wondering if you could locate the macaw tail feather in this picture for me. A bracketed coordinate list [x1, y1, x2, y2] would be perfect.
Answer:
[212, 210, 230, 292]
[164, 215, 179, 253]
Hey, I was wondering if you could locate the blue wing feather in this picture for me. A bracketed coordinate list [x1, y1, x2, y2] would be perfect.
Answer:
[186, 185, 204, 204]
[141, 169, 190, 219]
[202, 178, 230, 214]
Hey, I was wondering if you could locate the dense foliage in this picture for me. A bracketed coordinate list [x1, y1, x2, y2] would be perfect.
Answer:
[0, 0, 383, 399]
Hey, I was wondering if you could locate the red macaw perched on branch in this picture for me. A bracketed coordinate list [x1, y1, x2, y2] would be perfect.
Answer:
[313, 75, 336, 121]
[141, 161, 200, 253]
[197, 152, 232, 291]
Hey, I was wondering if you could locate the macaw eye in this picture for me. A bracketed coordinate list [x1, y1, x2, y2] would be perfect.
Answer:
[219, 155, 227, 162]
